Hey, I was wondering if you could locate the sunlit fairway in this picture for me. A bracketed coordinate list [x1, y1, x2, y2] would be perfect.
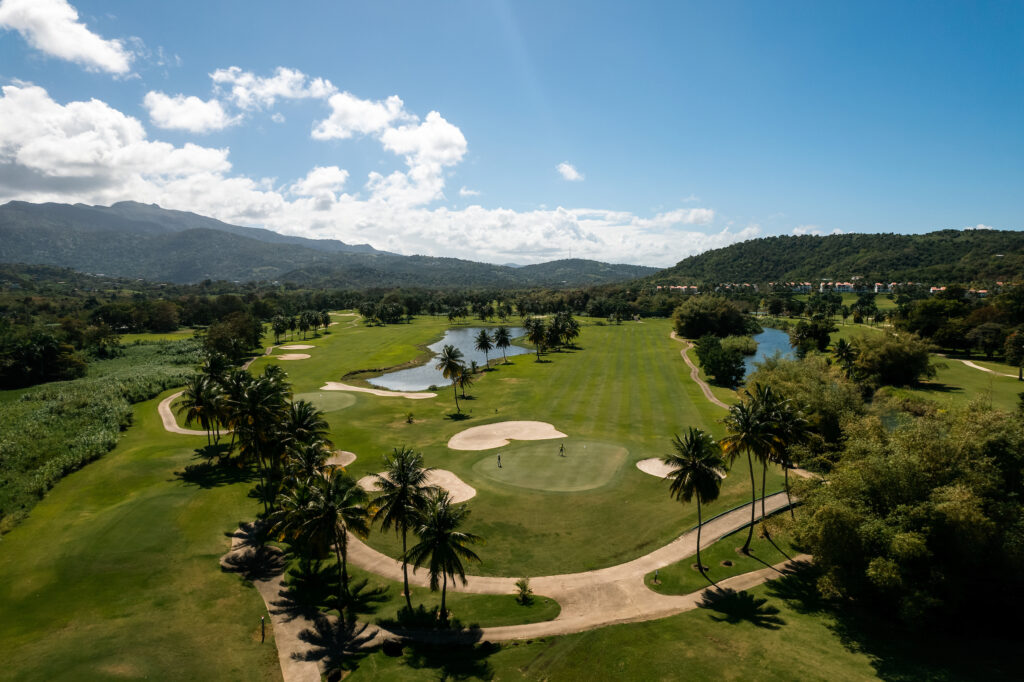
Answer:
[249, 313, 784, 577]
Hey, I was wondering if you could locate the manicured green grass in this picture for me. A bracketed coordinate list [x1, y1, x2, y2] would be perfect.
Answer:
[681, 342, 740, 405]
[292, 389, 357, 413]
[470, 440, 628, 492]
[0, 391, 278, 681]
[888, 358, 1023, 412]
[646, 523, 801, 595]
[250, 315, 784, 577]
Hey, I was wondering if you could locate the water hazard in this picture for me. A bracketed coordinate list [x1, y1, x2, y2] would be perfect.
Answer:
[367, 326, 529, 392]
[743, 327, 796, 379]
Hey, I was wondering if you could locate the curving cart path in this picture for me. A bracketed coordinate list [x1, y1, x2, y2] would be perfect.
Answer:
[670, 331, 731, 409]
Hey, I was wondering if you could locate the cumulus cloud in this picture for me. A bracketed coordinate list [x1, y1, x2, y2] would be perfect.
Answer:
[557, 162, 583, 181]
[0, 0, 134, 74]
[211, 66, 336, 109]
[791, 225, 844, 236]
[0, 83, 743, 267]
[143, 92, 237, 133]
[312, 92, 409, 139]
[459, 186, 480, 197]
[964, 223, 994, 230]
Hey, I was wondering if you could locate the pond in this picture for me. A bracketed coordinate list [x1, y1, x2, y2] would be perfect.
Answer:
[743, 327, 796, 380]
[367, 326, 530, 392]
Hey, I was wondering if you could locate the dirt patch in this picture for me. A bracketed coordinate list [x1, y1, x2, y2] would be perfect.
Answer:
[448, 421, 567, 451]
[359, 469, 476, 502]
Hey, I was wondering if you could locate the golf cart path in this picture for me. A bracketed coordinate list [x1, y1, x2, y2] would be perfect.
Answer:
[958, 358, 1019, 378]
[670, 331, 731, 410]
[227, 494, 806, 681]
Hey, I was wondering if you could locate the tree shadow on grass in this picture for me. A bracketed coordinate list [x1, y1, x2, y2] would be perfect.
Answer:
[293, 612, 374, 678]
[174, 460, 255, 488]
[272, 559, 392, 621]
[698, 588, 785, 629]
[446, 412, 472, 421]
[400, 638, 497, 681]
[220, 524, 287, 582]
[764, 561, 1019, 681]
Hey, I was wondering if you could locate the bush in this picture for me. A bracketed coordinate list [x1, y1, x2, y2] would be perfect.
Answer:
[721, 335, 758, 356]
[515, 577, 534, 605]
[854, 333, 935, 387]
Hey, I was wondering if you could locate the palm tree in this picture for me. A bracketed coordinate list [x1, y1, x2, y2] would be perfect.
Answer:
[406, 490, 482, 625]
[526, 319, 546, 360]
[663, 428, 727, 583]
[719, 397, 775, 554]
[456, 366, 474, 398]
[474, 329, 493, 368]
[302, 468, 369, 605]
[233, 374, 290, 514]
[177, 373, 217, 444]
[283, 400, 332, 449]
[833, 338, 858, 377]
[766, 397, 809, 519]
[435, 344, 465, 413]
[493, 326, 511, 363]
[748, 383, 785, 534]
[271, 315, 288, 344]
[370, 447, 437, 612]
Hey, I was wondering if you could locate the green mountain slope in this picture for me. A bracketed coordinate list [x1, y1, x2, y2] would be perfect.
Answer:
[0, 201, 656, 287]
[652, 230, 1024, 283]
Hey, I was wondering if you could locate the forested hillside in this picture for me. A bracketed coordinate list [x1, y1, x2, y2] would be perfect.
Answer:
[652, 230, 1024, 283]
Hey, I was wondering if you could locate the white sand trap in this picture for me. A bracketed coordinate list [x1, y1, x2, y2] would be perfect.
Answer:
[325, 451, 356, 467]
[328, 322, 339, 326]
[277, 353, 311, 360]
[448, 421, 567, 451]
[337, 313, 358, 316]
[358, 469, 476, 503]
[636, 458, 676, 479]
[320, 381, 436, 399]
[279, 344, 315, 350]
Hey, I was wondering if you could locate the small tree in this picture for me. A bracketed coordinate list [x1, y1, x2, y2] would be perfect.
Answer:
[515, 577, 534, 605]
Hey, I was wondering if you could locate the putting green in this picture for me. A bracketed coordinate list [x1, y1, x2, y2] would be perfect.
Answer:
[472, 440, 629, 492]
[293, 390, 357, 413]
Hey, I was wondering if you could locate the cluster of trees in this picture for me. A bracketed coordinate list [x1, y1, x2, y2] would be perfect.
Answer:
[433, 328, 513, 413]
[179, 361, 482, 624]
[270, 310, 331, 343]
[796, 404, 1024, 624]
[523, 312, 581, 358]
[831, 334, 935, 388]
[789, 318, 837, 357]
[672, 295, 753, 339]
[899, 285, 1024, 368]
[693, 335, 746, 387]
[660, 383, 808, 581]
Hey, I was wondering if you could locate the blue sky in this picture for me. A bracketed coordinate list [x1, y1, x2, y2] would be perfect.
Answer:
[0, 0, 1020, 266]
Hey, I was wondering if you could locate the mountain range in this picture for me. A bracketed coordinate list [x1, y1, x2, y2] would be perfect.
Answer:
[0, 201, 656, 287]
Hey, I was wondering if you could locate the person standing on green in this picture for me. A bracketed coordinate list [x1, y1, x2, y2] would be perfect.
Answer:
[559, 443, 565, 457]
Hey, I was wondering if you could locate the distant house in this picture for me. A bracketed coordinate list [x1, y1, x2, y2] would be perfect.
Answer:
[929, 286, 947, 295]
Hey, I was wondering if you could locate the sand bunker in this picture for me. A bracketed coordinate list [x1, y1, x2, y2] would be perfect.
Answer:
[448, 421, 567, 451]
[358, 469, 476, 503]
[320, 381, 436, 399]
[276, 353, 311, 360]
[636, 458, 676, 479]
[279, 344, 315, 350]
[325, 451, 356, 467]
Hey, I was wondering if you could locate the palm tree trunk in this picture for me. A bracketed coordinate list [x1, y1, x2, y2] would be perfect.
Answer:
[696, 492, 712, 585]
[760, 459, 771, 539]
[452, 380, 460, 412]
[502, 347, 507, 363]
[334, 531, 346, 609]
[743, 450, 756, 553]
[401, 524, 412, 612]
[441, 572, 448, 626]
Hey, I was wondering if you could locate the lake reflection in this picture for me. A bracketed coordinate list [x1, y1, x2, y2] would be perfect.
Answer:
[743, 327, 796, 379]
[367, 326, 529, 391]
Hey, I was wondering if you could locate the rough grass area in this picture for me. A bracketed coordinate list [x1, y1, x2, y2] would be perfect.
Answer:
[0, 339, 202, 531]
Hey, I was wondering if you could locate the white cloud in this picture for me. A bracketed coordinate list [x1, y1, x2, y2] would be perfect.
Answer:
[459, 186, 480, 197]
[964, 223, 994, 230]
[210, 66, 336, 109]
[791, 225, 844, 236]
[312, 92, 409, 140]
[143, 92, 237, 133]
[270, 112, 285, 124]
[557, 162, 584, 181]
[0, 0, 133, 74]
[0, 83, 746, 267]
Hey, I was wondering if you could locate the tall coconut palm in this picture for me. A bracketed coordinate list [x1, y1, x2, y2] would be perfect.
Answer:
[768, 398, 809, 519]
[526, 319, 546, 360]
[456, 367, 475, 399]
[177, 373, 217, 444]
[406, 490, 482, 625]
[370, 447, 437, 612]
[833, 338, 858, 377]
[271, 315, 288, 344]
[474, 329, 493, 368]
[284, 400, 332, 450]
[493, 326, 511, 363]
[719, 397, 775, 554]
[748, 383, 785, 534]
[301, 468, 369, 605]
[435, 344, 465, 413]
[233, 375, 290, 514]
[663, 428, 727, 583]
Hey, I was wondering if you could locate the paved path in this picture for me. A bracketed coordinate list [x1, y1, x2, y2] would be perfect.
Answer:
[157, 391, 210, 436]
[670, 331, 732, 409]
[959, 358, 1019, 378]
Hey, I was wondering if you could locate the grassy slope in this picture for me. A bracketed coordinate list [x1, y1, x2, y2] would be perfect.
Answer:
[250, 315, 782, 577]
[0, 392, 280, 681]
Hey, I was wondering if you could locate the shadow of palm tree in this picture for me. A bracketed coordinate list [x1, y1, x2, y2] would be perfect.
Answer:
[220, 522, 286, 582]
[698, 588, 785, 629]
[293, 612, 374, 676]
[174, 460, 255, 488]
[401, 638, 497, 680]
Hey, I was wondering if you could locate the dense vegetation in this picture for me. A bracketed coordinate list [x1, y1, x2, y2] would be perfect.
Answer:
[0, 201, 655, 286]
[0, 339, 202, 531]
[653, 229, 1024, 283]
